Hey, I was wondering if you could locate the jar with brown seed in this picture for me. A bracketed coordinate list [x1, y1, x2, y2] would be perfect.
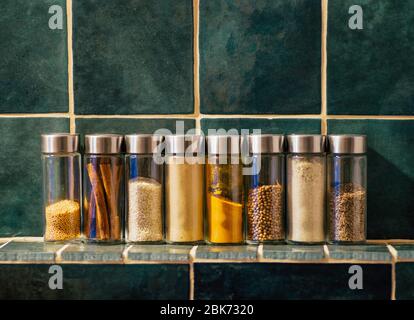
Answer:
[83, 134, 124, 243]
[327, 135, 367, 244]
[125, 134, 164, 243]
[244, 134, 285, 244]
[42, 134, 81, 242]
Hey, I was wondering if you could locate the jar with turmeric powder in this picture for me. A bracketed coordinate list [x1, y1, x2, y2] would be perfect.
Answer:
[245, 134, 285, 244]
[165, 135, 205, 244]
[83, 134, 124, 243]
[42, 133, 81, 242]
[206, 135, 244, 244]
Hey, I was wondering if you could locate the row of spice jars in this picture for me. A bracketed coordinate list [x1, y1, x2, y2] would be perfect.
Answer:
[41, 133, 367, 244]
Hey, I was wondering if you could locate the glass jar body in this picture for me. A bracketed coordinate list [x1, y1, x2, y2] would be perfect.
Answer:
[206, 155, 244, 244]
[126, 153, 164, 243]
[165, 155, 204, 244]
[42, 152, 81, 242]
[287, 154, 326, 243]
[83, 154, 124, 243]
[327, 154, 367, 244]
[246, 153, 285, 243]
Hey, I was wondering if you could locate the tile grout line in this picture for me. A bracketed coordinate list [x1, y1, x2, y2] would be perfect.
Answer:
[387, 244, 397, 300]
[66, 0, 75, 133]
[189, 245, 198, 300]
[0, 114, 70, 118]
[193, 0, 201, 130]
[323, 244, 330, 259]
[55, 243, 70, 263]
[257, 244, 264, 262]
[122, 244, 133, 263]
[321, 0, 328, 135]
[0, 239, 13, 249]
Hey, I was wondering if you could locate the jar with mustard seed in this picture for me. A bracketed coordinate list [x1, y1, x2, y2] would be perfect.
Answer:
[42, 133, 81, 242]
[165, 135, 204, 244]
[245, 134, 285, 244]
[206, 135, 244, 244]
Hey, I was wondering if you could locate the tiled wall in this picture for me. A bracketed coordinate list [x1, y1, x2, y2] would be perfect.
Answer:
[1, 0, 414, 239]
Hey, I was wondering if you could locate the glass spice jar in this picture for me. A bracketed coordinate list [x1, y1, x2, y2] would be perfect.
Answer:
[165, 135, 204, 244]
[42, 134, 81, 242]
[125, 134, 164, 243]
[327, 135, 367, 244]
[245, 134, 285, 244]
[206, 135, 244, 244]
[83, 134, 124, 243]
[287, 134, 326, 244]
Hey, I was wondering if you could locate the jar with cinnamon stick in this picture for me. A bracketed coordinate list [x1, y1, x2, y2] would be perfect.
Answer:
[84, 134, 124, 243]
[42, 133, 81, 242]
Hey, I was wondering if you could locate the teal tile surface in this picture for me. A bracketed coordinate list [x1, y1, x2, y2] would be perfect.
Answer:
[0, 264, 189, 299]
[0, 242, 63, 262]
[127, 245, 192, 262]
[0, 0, 68, 113]
[60, 244, 125, 262]
[396, 263, 414, 299]
[195, 263, 391, 299]
[393, 245, 414, 260]
[328, 120, 414, 239]
[76, 118, 196, 136]
[195, 245, 257, 260]
[200, 0, 321, 114]
[328, 1, 414, 115]
[328, 245, 391, 261]
[0, 118, 69, 236]
[201, 118, 321, 134]
[263, 245, 325, 261]
[73, 0, 193, 114]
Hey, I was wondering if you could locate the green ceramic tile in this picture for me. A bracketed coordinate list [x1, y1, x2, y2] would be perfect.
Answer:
[393, 245, 414, 260]
[201, 118, 321, 134]
[0, 0, 68, 113]
[396, 263, 414, 300]
[75, 118, 196, 136]
[127, 245, 192, 262]
[328, 120, 414, 239]
[73, 0, 193, 114]
[60, 244, 126, 262]
[0, 242, 63, 262]
[0, 118, 69, 236]
[328, 245, 391, 261]
[328, 1, 414, 115]
[194, 263, 391, 299]
[263, 245, 325, 261]
[200, 0, 321, 114]
[0, 264, 189, 299]
[195, 245, 257, 260]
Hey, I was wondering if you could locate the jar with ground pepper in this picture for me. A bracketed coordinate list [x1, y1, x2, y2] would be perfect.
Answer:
[42, 133, 81, 242]
[165, 135, 204, 244]
[206, 135, 244, 244]
[287, 134, 326, 244]
[327, 135, 367, 244]
[125, 134, 164, 243]
[245, 134, 285, 244]
[83, 134, 124, 243]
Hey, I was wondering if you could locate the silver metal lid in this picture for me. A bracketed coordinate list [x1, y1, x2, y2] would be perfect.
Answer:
[41, 133, 79, 154]
[287, 134, 326, 154]
[247, 134, 285, 154]
[125, 134, 163, 154]
[165, 135, 205, 155]
[207, 135, 240, 155]
[85, 134, 123, 154]
[327, 135, 367, 154]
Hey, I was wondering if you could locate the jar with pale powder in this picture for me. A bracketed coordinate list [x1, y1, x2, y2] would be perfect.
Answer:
[125, 134, 164, 243]
[165, 135, 204, 244]
[42, 133, 81, 242]
[286, 135, 326, 244]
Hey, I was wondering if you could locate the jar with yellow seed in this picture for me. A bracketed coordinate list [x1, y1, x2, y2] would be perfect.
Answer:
[206, 135, 244, 244]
